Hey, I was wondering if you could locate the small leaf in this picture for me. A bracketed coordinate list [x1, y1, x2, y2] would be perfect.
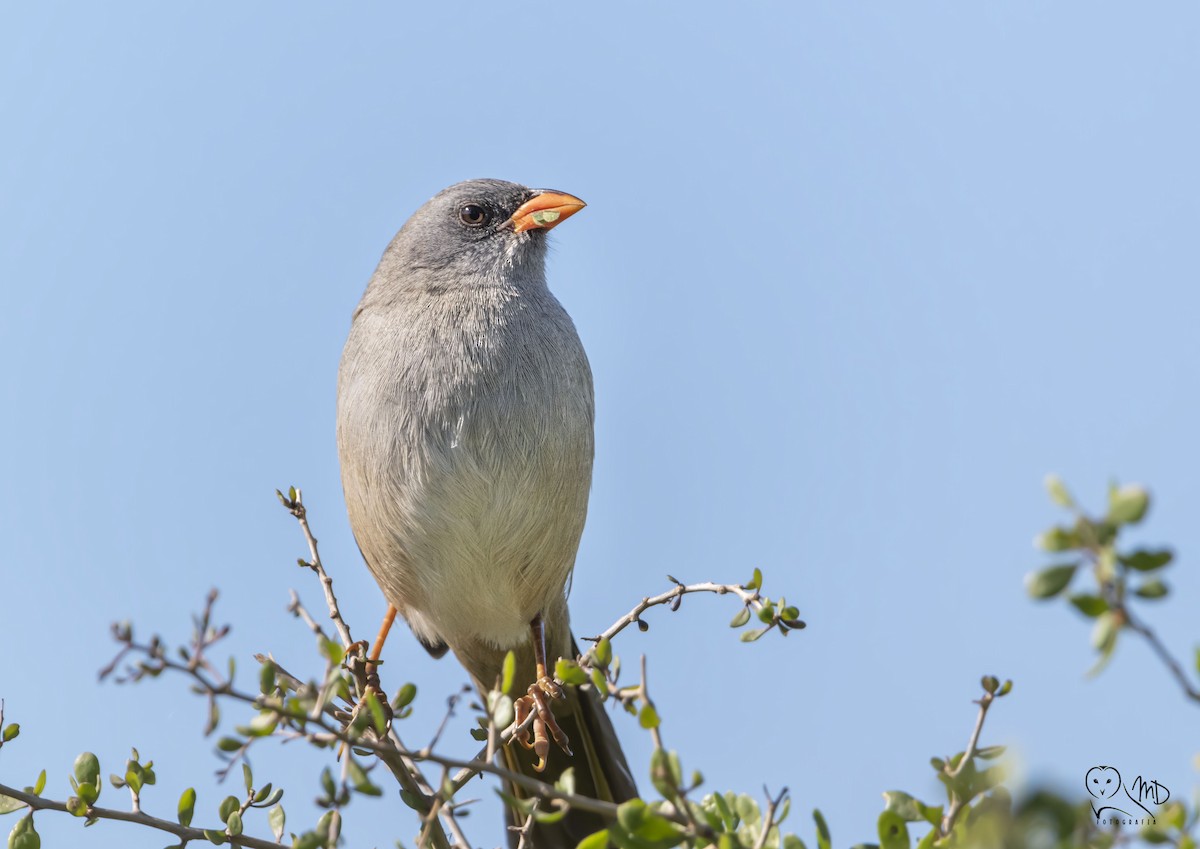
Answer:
[178, 788, 197, 827]
[1, 725, 18, 743]
[1122, 549, 1173, 572]
[392, 683, 417, 711]
[556, 767, 576, 797]
[202, 829, 227, 845]
[1034, 526, 1079, 552]
[746, 568, 763, 591]
[1025, 563, 1078, 599]
[8, 814, 39, 849]
[976, 745, 1007, 759]
[501, 651, 516, 695]
[595, 638, 613, 667]
[882, 791, 924, 822]
[1044, 474, 1074, 508]
[555, 659, 588, 687]
[1068, 594, 1109, 617]
[1134, 580, 1169, 599]
[1108, 484, 1149, 525]
[259, 660, 277, 695]
[31, 772, 45, 797]
[242, 763, 253, 794]
[877, 810, 910, 849]
[216, 737, 243, 752]
[268, 805, 286, 842]
[813, 809, 831, 849]
[576, 830, 609, 849]
[729, 607, 751, 628]
[218, 795, 239, 822]
[980, 675, 999, 694]
[638, 704, 660, 730]
[73, 753, 100, 788]
[0, 794, 25, 816]
[740, 627, 768, 642]
[225, 811, 243, 837]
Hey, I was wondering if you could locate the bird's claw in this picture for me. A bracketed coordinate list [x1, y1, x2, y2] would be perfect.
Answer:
[513, 672, 571, 771]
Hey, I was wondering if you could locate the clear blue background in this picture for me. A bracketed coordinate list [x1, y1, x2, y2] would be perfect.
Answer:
[2, 3, 1197, 847]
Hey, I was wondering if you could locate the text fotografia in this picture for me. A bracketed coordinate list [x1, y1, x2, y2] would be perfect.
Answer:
[1086, 765, 1170, 825]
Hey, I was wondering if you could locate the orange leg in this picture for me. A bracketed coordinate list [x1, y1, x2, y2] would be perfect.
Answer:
[514, 613, 571, 771]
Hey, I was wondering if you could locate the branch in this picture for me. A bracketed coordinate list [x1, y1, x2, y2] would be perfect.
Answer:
[277, 487, 355, 650]
[1118, 606, 1200, 704]
[582, 577, 790, 646]
[0, 783, 283, 849]
[939, 690, 995, 837]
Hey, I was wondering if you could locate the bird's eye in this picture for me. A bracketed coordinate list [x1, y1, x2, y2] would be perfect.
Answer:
[458, 204, 489, 227]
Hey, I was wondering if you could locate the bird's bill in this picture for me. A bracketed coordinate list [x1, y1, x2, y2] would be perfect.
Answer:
[507, 190, 586, 233]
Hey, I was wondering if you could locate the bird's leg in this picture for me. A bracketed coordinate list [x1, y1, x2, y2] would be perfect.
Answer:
[513, 613, 571, 771]
[340, 605, 398, 759]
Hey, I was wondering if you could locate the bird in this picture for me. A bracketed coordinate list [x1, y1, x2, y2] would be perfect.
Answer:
[336, 178, 637, 847]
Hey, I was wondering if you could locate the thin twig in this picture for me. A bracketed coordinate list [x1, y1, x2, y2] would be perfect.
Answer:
[581, 579, 774, 645]
[1120, 607, 1200, 704]
[280, 488, 355, 649]
[752, 787, 790, 849]
[939, 691, 995, 836]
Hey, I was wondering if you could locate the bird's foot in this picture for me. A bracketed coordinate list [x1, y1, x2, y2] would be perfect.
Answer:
[513, 667, 571, 771]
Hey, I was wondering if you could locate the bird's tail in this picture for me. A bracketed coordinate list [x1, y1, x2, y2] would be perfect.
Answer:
[458, 631, 638, 849]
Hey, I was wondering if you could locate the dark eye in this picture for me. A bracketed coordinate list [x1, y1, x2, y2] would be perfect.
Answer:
[458, 204, 489, 227]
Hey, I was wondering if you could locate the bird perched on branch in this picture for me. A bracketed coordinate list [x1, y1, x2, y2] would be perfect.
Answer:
[337, 178, 636, 846]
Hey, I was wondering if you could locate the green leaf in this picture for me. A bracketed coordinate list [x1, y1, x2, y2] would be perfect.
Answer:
[1108, 483, 1149, 525]
[1134, 579, 1169, 599]
[555, 659, 589, 687]
[595, 638, 613, 667]
[746, 568, 763, 591]
[501, 651, 516, 694]
[177, 788, 196, 827]
[268, 804, 286, 841]
[259, 660, 277, 695]
[729, 607, 751, 628]
[73, 753, 100, 789]
[591, 668, 608, 696]
[218, 795, 239, 822]
[556, 767, 576, 797]
[1088, 611, 1121, 676]
[649, 749, 681, 799]
[31, 772, 44, 797]
[740, 627, 768, 642]
[8, 814, 39, 849]
[393, 683, 417, 711]
[1, 725, 18, 743]
[202, 829, 227, 845]
[318, 638, 345, 666]
[0, 795, 25, 816]
[877, 810, 910, 849]
[638, 704, 661, 730]
[225, 811, 243, 837]
[242, 763, 253, 794]
[881, 791, 924, 822]
[576, 829, 610, 849]
[365, 690, 388, 735]
[1068, 594, 1109, 617]
[1025, 563, 1078, 598]
[813, 809, 831, 849]
[1034, 526, 1079, 552]
[975, 745, 1006, 759]
[980, 675, 999, 694]
[1044, 474, 1074, 508]
[1122, 548, 1173, 572]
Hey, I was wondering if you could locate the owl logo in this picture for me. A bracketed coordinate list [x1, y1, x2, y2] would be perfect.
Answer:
[1085, 766, 1122, 800]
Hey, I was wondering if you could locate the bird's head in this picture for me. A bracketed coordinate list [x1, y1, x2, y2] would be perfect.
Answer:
[375, 179, 586, 294]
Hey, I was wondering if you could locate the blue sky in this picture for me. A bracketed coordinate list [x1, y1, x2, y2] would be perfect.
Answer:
[2, 3, 1199, 847]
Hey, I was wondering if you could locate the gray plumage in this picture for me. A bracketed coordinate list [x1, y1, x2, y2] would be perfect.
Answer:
[337, 179, 635, 847]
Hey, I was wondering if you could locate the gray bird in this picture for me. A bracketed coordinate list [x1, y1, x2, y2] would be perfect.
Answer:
[337, 179, 636, 846]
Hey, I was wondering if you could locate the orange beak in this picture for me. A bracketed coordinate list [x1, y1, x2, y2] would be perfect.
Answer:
[507, 190, 586, 234]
